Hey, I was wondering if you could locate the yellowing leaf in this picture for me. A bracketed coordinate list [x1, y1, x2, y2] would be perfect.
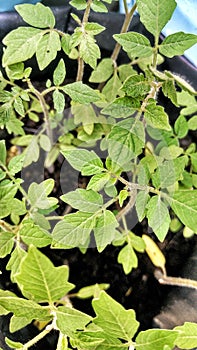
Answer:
[142, 234, 166, 272]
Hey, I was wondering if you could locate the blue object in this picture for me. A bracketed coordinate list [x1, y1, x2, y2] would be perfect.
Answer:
[0, 0, 41, 12]
[119, 0, 197, 67]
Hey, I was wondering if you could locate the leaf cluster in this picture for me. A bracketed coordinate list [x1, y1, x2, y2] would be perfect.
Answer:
[0, 0, 197, 349]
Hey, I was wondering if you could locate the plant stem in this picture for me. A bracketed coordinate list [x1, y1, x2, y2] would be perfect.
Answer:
[22, 324, 54, 350]
[27, 79, 53, 144]
[76, 0, 92, 81]
[111, 2, 137, 63]
[154, 269, 197, 290]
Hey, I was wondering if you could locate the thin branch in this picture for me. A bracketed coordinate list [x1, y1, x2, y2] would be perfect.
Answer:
[154, 269, 197, 290]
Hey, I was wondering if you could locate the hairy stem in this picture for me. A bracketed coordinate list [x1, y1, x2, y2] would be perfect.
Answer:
[76, 0, 92, 81]
[27, 80, 53, 144]
[111, 2, 137, 63]
[154, 269, 197, 290]
[22, 324, 54, 350]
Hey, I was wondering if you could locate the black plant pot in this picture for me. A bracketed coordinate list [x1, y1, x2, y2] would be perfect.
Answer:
[0, 4, 197, 350]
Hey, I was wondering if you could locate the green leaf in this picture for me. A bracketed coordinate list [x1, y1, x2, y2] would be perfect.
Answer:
[174, 115, 188, 138]
[162, 79, 178, 106]
[91, 0, 108, 13]
[61, 189, 103, 213]
[89, 58, 114, 83]
[0, 231, 15, 258]
[92, 291, 139, 341]
[53, 59, 66, 86]
[152, 156, 187, 189]
[165, 71, 196, 95]
[53, 89, 65, 113]
[72, 103, 98, 134]
[5, 62, 25, 80]
[144, 99, 171, 131]
[19, 219, 52, 247]
[114, 32, 153, 58]
[188, 115, 197, 130]
[6, 113, 24, 135]
[175, 322, 197, 349]
[8, 153, 25, 175]
[169, 190, 197, 232]
[159, 145, 183, 160]
[81, 158, 104, 176]
[84, 22, 105, 36]
[101, 96, 140, 118]
[118, 190, 128, 207]
[79, 33, 101, 69]
[190, 153, 197, 172]
[121, 73, 150, 98]
[28, 179, 58, 210]
[136, 0, 176, 39]
[159, 32, 197, 58]
[13, 97, 24, 117]
[23, 136, 39, 167]
[102, 72, 122, 102]
[118, 64, 136, 82]
[2, 27, 42, 67]
[70, 0, 87, 10]
[56, 306, 92, 338]
[62, 82, 100, 104]
[147, 195, 171, 241]
[118, 243, 138, 274]
[0, 140, 6, 165]
[36, 31, 61, 70]
[6, 246, 27, 283]
[52, 212, 95, 248]
[135, 329, 178, 350]
[87, 173, 111, 192]
[61, 148, 101, 172]
[56, 332, 68, 350]
[5, 338, 23, 349]
[15, 245, 74, 303]
[107, 118, 145, 166]
[0, 290, 51, 330]
[135, 191, 150, 222]
[39, 134, 51, 152]
[15, 3, 55, 28]
[76, 283, 110, 299]
[94, 210, 118, 252]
